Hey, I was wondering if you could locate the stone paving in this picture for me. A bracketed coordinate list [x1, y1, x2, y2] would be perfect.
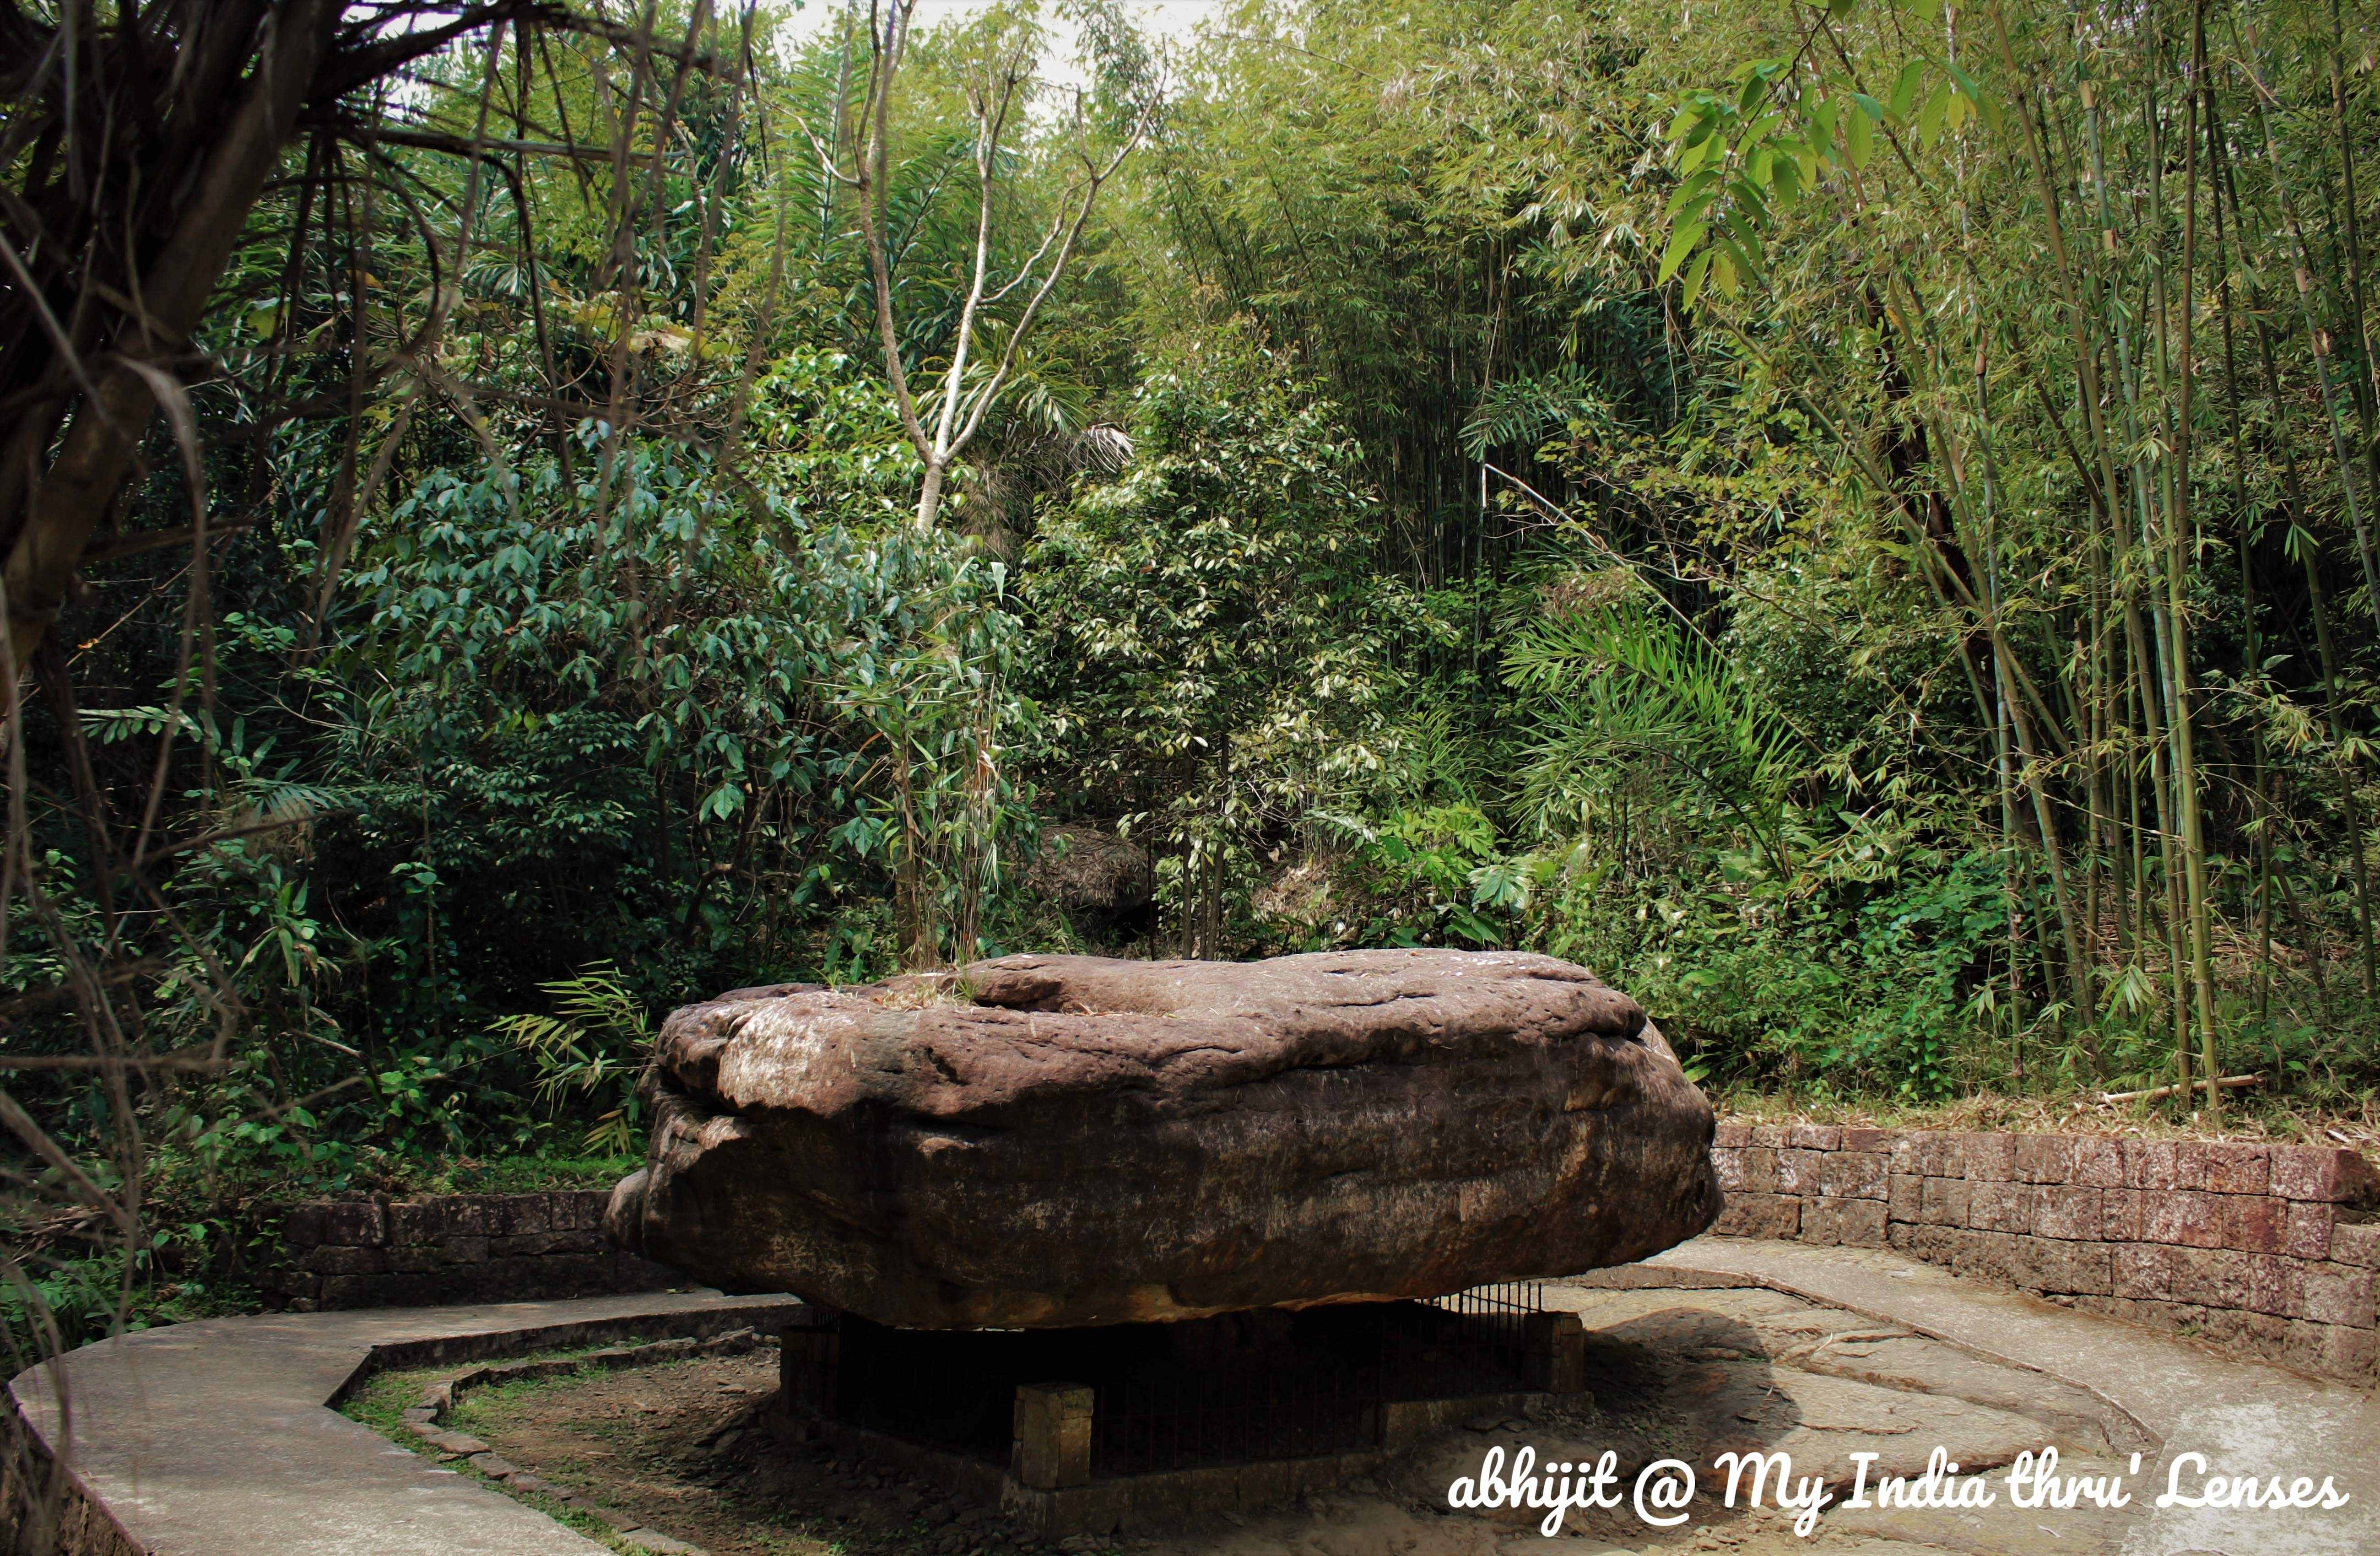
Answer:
[1633, 1237, 2380, 1556]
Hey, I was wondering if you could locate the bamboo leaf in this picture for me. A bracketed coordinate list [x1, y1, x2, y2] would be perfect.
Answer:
[1945, 63, 2001, 134]
[1808, 96, 1841, 146]
[1681, 249, 1715, 308]
[1665, 168, 1719, 215]
[1916, 81, 1953, 145]
[1721, 213, 1765, 271]
[1657, 222, 1708, 284]
[1888, 61, 1925, 123]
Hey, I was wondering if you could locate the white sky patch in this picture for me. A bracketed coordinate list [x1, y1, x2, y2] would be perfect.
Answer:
[774, 0, 1224, 89]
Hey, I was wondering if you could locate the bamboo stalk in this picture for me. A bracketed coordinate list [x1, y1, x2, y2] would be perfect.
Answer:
[2168, 0, 2220, 1113]
[2230, 11, 2380, 621]
[2212, 104, 2276, 1035]
[2079, 32, 2191, 1092]
[2099, 1074, 2262, 1105]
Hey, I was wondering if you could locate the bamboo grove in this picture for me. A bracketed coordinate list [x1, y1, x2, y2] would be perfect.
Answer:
[1052, 0, 2379, 1111]
[1626, 0, 2380, 1108]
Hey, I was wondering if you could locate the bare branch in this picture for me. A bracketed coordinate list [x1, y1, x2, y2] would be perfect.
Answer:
[952, 101, 1153, 456]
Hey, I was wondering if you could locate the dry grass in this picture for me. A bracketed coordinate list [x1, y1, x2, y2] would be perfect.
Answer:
[865, 973, 973, 1011]
[1712, 1086, 2380, 1157]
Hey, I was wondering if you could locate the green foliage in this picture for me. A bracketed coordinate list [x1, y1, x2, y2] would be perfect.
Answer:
[492, 965, 652, 1154]
[1336, 804, 1525, 950]
[1507, 599, 1807, 876]
[337, 440, 838, 997]
[33, 405, 1040, 1200]
[1022, 333, 1422, 940]
[1543, 850, 2007, 1098]
[1659, 8, 1995, 306]
[1460, 366, 1626, 460]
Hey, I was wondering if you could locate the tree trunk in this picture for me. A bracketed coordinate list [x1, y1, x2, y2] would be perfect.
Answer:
[915, 459, 949, 532]
[2, 0, 341, 669]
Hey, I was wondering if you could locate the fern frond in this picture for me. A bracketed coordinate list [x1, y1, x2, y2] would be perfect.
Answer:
[1509, 604, 1805, 871]
[1460, 364, 1623, 458]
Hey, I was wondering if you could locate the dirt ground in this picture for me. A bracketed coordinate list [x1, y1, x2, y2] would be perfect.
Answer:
[427, 1282, 2166, 1556]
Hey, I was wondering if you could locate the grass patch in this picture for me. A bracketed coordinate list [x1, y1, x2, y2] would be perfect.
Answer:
[373, 1153, 644, 1197]
[340, 1340, 719, 1556]
[341, 1338, 700, 1429]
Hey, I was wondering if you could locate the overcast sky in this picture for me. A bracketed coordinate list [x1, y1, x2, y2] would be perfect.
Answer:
[779, 0, 1228, 85]
[781, 0, 1223, 36]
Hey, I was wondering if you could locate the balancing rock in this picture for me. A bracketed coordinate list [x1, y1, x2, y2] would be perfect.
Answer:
[607, 949, 1720, 1328]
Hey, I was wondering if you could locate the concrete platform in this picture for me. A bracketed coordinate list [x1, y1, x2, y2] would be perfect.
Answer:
[6, 1290, 796, 1556]
[1633, 1236, 2379, 1556]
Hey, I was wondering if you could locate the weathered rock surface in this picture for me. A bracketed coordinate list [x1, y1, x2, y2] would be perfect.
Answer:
[608, 949, 1720, 1328]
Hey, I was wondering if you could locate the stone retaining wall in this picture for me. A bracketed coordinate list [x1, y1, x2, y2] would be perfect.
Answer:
[0, 1421, 141, 1556]
[1711, 1123, 2380, 1383]
[266, 1190, 679, 1311]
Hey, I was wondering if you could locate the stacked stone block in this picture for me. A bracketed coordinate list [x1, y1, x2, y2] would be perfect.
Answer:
[267, 1191, 680, 1311]
[1711, 1123, 2379, 1383]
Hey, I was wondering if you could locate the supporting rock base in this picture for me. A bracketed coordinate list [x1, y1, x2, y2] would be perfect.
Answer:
[769, 1294, 1592, 1537]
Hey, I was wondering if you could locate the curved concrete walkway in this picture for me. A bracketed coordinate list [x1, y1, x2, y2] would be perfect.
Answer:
[1634, 1236, 2378, 1556]
[8, 1290, 796, 1556]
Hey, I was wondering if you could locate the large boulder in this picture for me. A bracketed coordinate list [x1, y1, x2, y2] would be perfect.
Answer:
[607, 950, 1720, 1328]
